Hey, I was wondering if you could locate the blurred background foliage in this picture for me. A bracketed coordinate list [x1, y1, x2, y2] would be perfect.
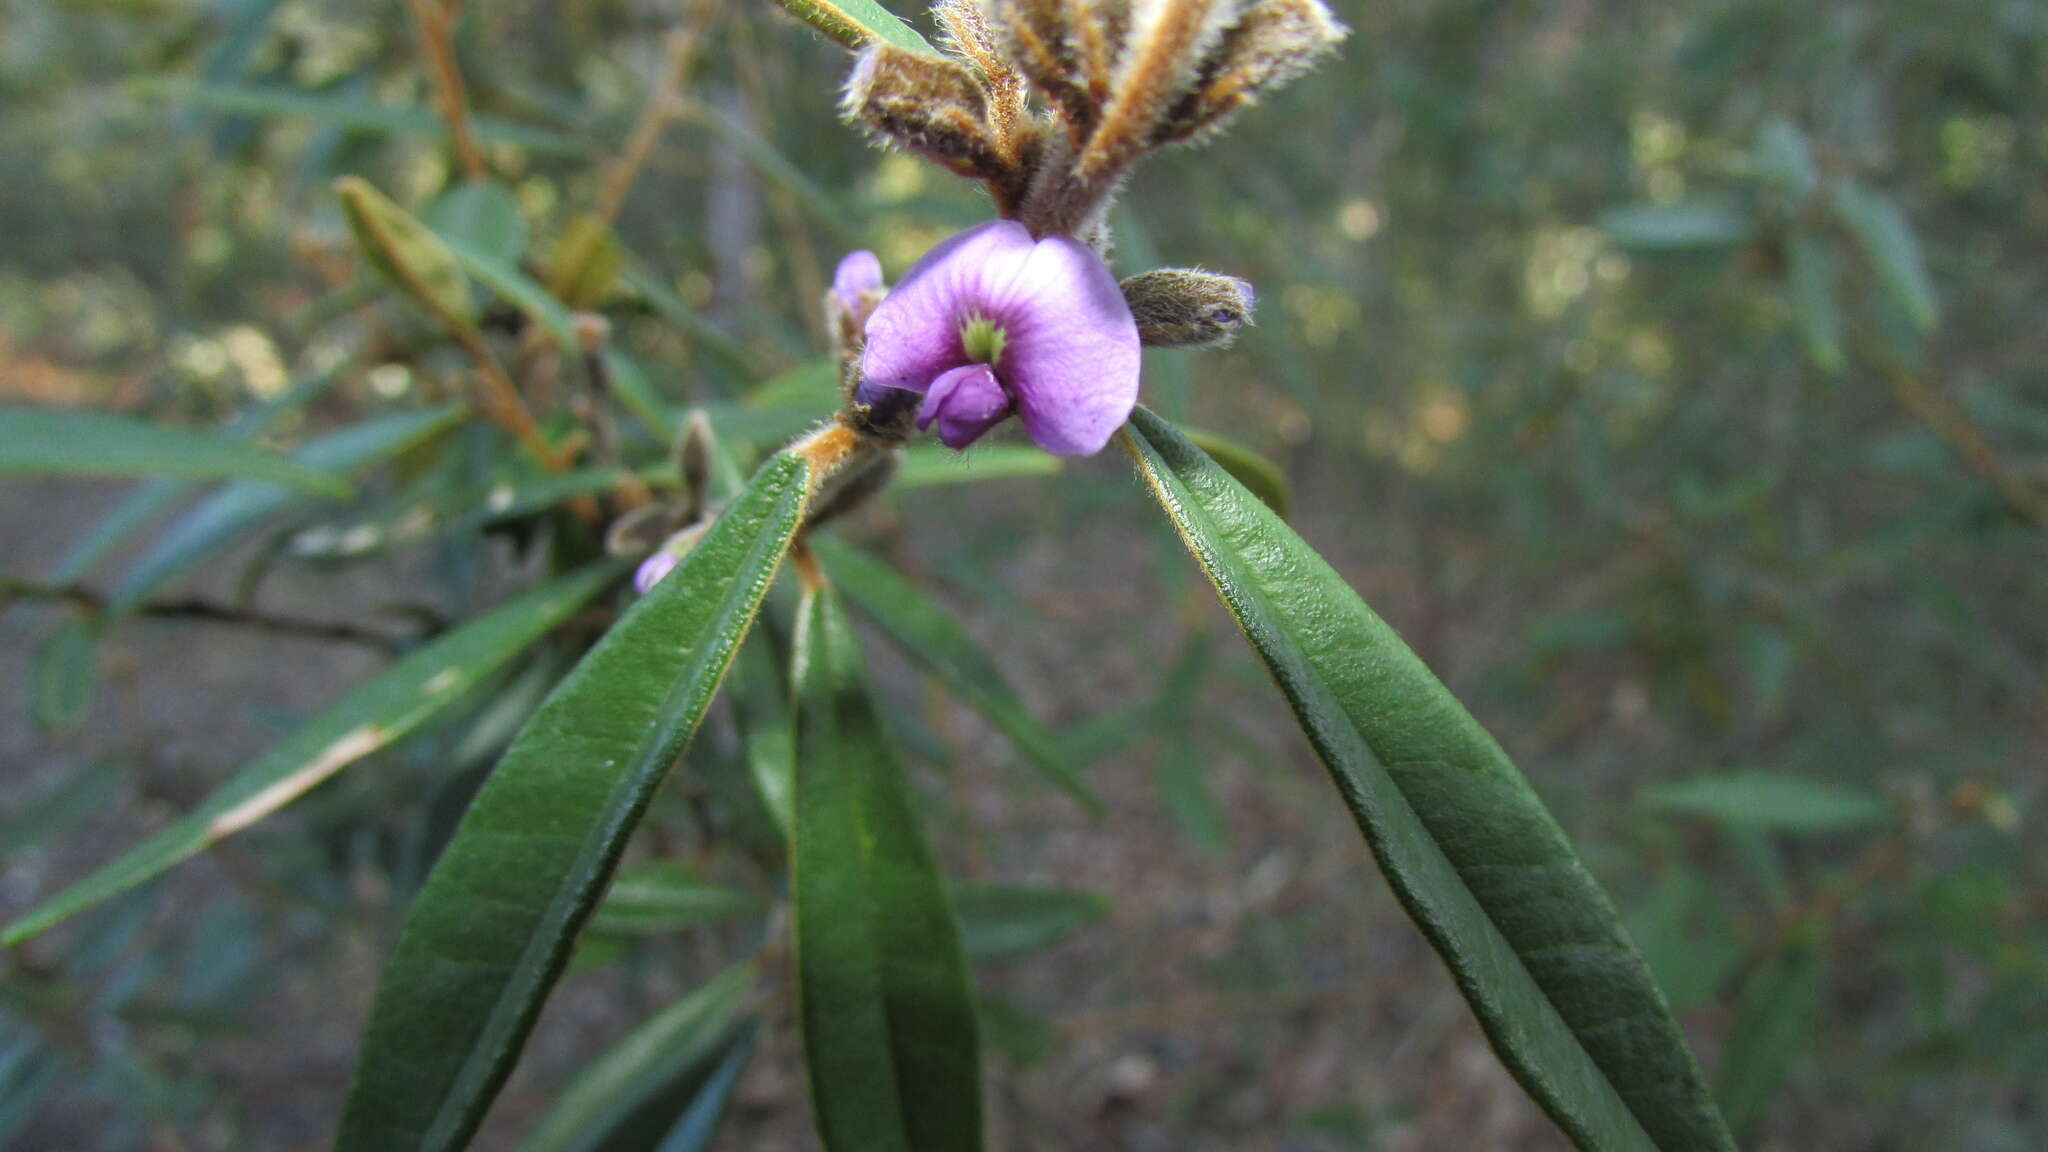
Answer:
[1, 0, 2044, 1148]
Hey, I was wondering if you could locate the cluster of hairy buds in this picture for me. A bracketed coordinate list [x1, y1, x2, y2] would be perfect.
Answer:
[817, 0, 1339, 459]
[843, 0, 1346, 238]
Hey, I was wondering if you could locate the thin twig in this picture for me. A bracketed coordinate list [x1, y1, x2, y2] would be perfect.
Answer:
[450, 323, 569, 472]
[595, 3, 718, 228]
[1892, 372, 2048, 535]
[732, 12, 826, 322]
[407, 0, 487, 180]
[3, 577, 404, 653]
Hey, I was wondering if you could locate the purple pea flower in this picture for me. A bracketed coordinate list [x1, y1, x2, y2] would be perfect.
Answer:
[861, 221, 1141, 455]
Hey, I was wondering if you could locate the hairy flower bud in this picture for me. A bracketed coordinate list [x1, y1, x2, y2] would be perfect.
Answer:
[843, 42, 1009, 182]
[1120, 268, 1256, 348]
[1019, 0, 1240, 235]
[980, 0, 1098, 131]
[1152, 0, 1346, 146]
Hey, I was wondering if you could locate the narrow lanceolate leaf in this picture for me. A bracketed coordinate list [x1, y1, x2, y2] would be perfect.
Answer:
[792, 583, 983, 1152]
[1785, 235, 1844, 375]
[40, 371, 339, 587]
[810, 536, 1098, 811]
[0, 407, 349, 497]
[437, 231, 581, 350]
[767, 0, 934, 54]
[1644, 772, 1887, 835]
[727, 628, 797, 840]
[337, 453, 810, 1152]
[1, 563, 623, 947]
[139, 79, 587, 155]
[1830, 180, 1939, 332]
[892, 444, 1061, 489]
[589, 862, 761, 935]
[108, 405, 464, 611]
[1597, 203, 1751, 252]
[951, 884, 1109, 963]
[30, 615, 97, 734]
[652, 1032, 754, 1152]
[1123, 408, 1732, 1152]
[1713, 936, 1824, 1134]
[517, 963, 756, 1152]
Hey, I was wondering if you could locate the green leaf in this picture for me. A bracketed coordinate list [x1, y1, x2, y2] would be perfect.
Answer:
[727, 628, 797, 841]
[546, 214, 623, 311]
[518, 964, 755, 1152]
[766, 0, 934, 54]
[0, 762, 124, 857]
[1122, 408, 1731, 1152]
[974, 994, 1055, 1066]
[435, 231, 581, 350]
[336, 452, 810, 1152]
[425, 181, 527, 267]
[1643, 772, 1888, 835]
[1752, 120, 1818, 201]
[1830, 180, 1939, 332]
[893, 444, 1061, 489]
[792, 582, 983, 1152]
[602, 351, 682, 442]
[1181, 428, 1291, 517]
[39, 372, 340, 587]
[107, 405, 465, 612]
[1623, 870, 1740, 1013]
[30, 614, 97, 734]
[621, 263, 758, 376]
[338, 177, 478, 328]
[1598, 203, 1751, 251]
[651, 1034, 754, 1152]
[0, 407, 350, 497]
[951, 884, 1108, 962]
[1, 563, 623, 947]
[810, 536, 1098, 811]
[1785, 234, 1845, 375]
[681, 103, 859, 245]
[289, 467, 639, 560]
[1713, 937, 1824, 1133]
[140, 78, 586, 155]
[589, 862, 761, 935]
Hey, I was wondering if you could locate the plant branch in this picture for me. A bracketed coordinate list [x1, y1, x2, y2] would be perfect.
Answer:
[1893, 371, 2048, 535]
[595, 3, 717, 228]
[407, 0, 487, 180]
[3, 577, 405, 653]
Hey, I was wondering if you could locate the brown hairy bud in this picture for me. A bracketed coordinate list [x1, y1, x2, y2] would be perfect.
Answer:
[1120, 267, 1256, 347]
[1083, 0, 1238, 173]
[934, 0, 1031, 153]
[843, 43, 1009, 181]
[1020, 0, 1238, 234]
[981, 0, 1096, 132]
[674, 410, 716, 519]
[1153, 0, 1346, 146]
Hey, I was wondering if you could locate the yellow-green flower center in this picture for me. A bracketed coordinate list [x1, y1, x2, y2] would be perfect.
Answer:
[960, 315, 1006, 366]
